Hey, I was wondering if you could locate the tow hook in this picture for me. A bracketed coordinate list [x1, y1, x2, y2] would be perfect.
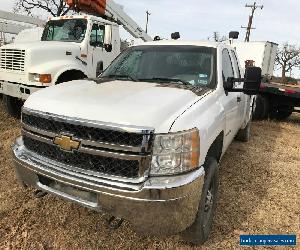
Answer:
[107, 216, 124, 230]
[34, 190, 48, 198]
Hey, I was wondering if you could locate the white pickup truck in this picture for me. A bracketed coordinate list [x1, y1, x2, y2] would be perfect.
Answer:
[12, 40, 261, 244]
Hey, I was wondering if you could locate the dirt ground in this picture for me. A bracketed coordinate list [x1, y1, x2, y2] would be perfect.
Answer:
[0, 100, 299, 250]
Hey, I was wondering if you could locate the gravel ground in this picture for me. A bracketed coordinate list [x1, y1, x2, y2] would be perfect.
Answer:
[0, 101, 299, 250]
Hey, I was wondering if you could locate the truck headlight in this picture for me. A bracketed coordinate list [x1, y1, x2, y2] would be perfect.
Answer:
[150, 128, 200, 176]
[29, 73, 52, 84]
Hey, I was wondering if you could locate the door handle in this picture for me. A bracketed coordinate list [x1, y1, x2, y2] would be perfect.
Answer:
[237, 96, 242, 103]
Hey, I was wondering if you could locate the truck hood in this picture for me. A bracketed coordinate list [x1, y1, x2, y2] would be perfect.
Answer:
[24, 80, 207, 132]
[3, 41, 80, 52]
[2, 41, 81, 69]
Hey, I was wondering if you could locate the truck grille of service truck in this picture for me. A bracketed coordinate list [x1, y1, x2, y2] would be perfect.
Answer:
[0, 49, 25, 72]
[21, 109, 154, 181]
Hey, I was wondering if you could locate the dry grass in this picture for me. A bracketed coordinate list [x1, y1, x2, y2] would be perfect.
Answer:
[0, 100, 299, 250]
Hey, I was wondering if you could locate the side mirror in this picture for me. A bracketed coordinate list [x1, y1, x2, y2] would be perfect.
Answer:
[104, 44, 112, 52]
[223, 66, 262, 95]
[104, 24, 113, 52]
[243, 67, 262, 95]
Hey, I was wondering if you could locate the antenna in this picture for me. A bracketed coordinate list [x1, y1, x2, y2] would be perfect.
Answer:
[241, 2, 264, 42]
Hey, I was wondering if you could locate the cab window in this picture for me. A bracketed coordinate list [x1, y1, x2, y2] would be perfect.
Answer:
[90, 24, 105, 47]
[231, 50, 241, 78]
[222, 49, 234, 82]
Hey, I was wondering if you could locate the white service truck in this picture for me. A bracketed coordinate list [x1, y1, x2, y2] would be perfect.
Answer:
[0, 0, 151, 118]
[12, 38, 262, 245]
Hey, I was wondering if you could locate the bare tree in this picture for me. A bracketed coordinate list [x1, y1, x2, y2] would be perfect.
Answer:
[14, 0, 72, 17]
[275, 43, 300, 84]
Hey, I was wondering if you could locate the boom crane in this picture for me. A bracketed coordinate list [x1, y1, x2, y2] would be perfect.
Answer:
[66, 0, 152, 42]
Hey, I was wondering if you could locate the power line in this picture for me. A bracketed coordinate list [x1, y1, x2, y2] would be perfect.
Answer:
[241, 2, 264, 42]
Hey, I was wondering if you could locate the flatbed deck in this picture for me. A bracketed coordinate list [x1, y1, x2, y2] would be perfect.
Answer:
[253, 82, 300, 120]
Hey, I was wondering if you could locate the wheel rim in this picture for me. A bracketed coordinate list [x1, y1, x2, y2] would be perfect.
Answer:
[203, 180, 215, 228]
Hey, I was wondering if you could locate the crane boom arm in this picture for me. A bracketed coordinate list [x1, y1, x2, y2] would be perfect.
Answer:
[66, 0, 152, 42]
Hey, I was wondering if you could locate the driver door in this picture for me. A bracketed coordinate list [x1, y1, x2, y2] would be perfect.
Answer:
[220, 49, 242, 147]
[87, 23, 110, 77]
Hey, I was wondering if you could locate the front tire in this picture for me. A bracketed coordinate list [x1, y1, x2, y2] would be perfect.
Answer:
[181, 158, 219, 245]
[3, 95, 23, 119]
[253, 95, 269, 120]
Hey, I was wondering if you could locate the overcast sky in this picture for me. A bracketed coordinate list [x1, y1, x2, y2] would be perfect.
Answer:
[1, 0, 299, 76]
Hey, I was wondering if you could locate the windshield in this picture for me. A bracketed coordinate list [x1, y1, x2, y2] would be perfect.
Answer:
[102, 46, 217, 88]
[42, 19, 87, 43]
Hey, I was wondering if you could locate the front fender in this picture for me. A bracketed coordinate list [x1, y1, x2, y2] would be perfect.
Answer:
[170, 91, 226, 166]
[28, 59, 88, 85]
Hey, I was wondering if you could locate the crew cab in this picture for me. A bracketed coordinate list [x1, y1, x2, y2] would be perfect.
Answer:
[12, 40, 261, 244]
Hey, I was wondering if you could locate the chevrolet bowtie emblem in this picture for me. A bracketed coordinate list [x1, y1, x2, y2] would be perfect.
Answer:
[53, 135, 80, 151]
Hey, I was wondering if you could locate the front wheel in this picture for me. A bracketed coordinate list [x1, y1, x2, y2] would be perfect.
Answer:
[181, 158, 219, 245]
[3, 95, 23, 119]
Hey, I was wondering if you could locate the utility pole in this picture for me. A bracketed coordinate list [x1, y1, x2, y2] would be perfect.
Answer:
[213, 32, 219, 42]
[241, 2, 263, 42]
[0, 22, 6, 46]
[145, 10, 151, 34]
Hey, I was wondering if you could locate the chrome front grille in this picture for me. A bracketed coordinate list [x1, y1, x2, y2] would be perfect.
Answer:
[23, 135, 141, 178]
[22, 112, 146, 149]
[0, 49, 25, 72]
[21, 109, 154, 182]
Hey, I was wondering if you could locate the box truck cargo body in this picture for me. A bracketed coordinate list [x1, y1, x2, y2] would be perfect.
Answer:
[233, 41, 278, 77]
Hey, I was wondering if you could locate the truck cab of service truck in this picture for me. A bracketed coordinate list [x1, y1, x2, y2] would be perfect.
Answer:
[12, 40, 261, 245]
[0, 15, 120, 117]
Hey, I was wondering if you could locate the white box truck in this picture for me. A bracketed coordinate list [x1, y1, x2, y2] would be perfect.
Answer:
[233, 41, 278, 77]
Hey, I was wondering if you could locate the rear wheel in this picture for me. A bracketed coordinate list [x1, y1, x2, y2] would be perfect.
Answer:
[181, 158, 219, 245]
[3, 95, 23, 119]
[253, 95, 269, 120]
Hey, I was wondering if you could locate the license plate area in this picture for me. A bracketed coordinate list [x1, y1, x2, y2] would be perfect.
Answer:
[38, 175, 97, 205]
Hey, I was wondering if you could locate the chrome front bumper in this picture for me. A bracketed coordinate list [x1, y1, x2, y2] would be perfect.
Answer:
[12, 137, 205, 235]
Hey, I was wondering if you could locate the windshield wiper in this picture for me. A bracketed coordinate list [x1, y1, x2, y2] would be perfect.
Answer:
[139, 77, 190, 85]
[106, 74, 138, 82]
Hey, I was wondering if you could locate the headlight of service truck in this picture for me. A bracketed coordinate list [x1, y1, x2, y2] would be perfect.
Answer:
[29, 73, 52, 84]
[151, 128, 200, 176]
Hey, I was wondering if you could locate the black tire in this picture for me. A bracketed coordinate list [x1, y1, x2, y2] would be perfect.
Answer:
[181, 158, 219, 245]
[253, 95, 269, 120]
[236, 120, 251, 142]
[3, 95, 23, 119]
